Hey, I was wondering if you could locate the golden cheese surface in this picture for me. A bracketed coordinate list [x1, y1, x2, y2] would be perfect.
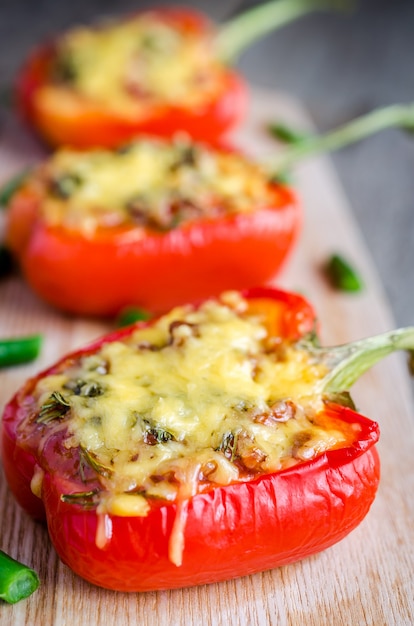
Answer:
[50, 12, 221, 114]
[32, 293, 352, 516]
[35, 139, 274, 234]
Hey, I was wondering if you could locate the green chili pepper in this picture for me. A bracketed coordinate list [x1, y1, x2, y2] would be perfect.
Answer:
[0, 334, 43, 367]
[0, 170, 29, 207]
[268, 122, 311, 145]
[0, 550, 40, 604]
[324, 254, 363, 292]
[116, 307, 152, 327]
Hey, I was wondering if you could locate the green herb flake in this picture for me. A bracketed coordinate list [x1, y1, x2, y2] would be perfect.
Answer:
[217, 431, 238, 462]
[143, 419, 174, 445]
[80, 447, 113, 478]
[50, 173, 83, 199]
[61, 489, 100, 508]
[64, 378, 103, 397]
[37, 391, 70, 424]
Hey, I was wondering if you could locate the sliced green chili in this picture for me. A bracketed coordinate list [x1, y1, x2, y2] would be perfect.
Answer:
[268, 122, 311, 145]
[0, 550, 39, 604]
[324, 254, 363, 292]
[0, 334, 42, 368]
[116, 307, 152, 327]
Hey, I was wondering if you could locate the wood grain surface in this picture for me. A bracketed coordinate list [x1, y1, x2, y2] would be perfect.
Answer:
[0, 90, 413, 626]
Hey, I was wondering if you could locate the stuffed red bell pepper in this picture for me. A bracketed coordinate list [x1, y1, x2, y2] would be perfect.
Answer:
[4, 286, 411, 592]
[15, 0, 339, 148]
[5, 136, 300, 316]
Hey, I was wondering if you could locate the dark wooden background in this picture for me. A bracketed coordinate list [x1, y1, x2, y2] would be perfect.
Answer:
[1, 0, 413, 328]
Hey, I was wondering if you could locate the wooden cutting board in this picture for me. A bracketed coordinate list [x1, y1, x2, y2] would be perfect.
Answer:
[1, 90, 413, 626]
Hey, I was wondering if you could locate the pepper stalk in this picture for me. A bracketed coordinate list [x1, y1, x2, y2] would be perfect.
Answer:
[299, 327, 414, 394]
[272, 103, 414, 174]
[216, 0, 349, 64]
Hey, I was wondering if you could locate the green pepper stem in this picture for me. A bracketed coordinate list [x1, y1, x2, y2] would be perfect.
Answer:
[305, 327, 414, 393]
[0, 550, 40, 604]
[216, 0, 348, 64]
[272, 103, 414, 174]
[0, 334, 42, 368]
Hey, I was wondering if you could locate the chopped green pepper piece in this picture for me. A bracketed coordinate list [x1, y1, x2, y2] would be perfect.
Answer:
[116, 307, 152, 327]
[268, 122, 311, 145]
[324, 254, 363, 292]
[0, 334, 42, 368]
[0, 550, 40, 604]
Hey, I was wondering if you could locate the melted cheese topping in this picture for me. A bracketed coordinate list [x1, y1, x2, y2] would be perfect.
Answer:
[34, 139, 275, 234]
[32, 292, 353, 518]
[50, 12, 221, 114]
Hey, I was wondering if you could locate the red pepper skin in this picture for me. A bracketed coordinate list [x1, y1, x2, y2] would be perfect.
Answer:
[1, 288, 380, 592]
[15, 8, 248, 148]
[6, 169, 300, 317]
